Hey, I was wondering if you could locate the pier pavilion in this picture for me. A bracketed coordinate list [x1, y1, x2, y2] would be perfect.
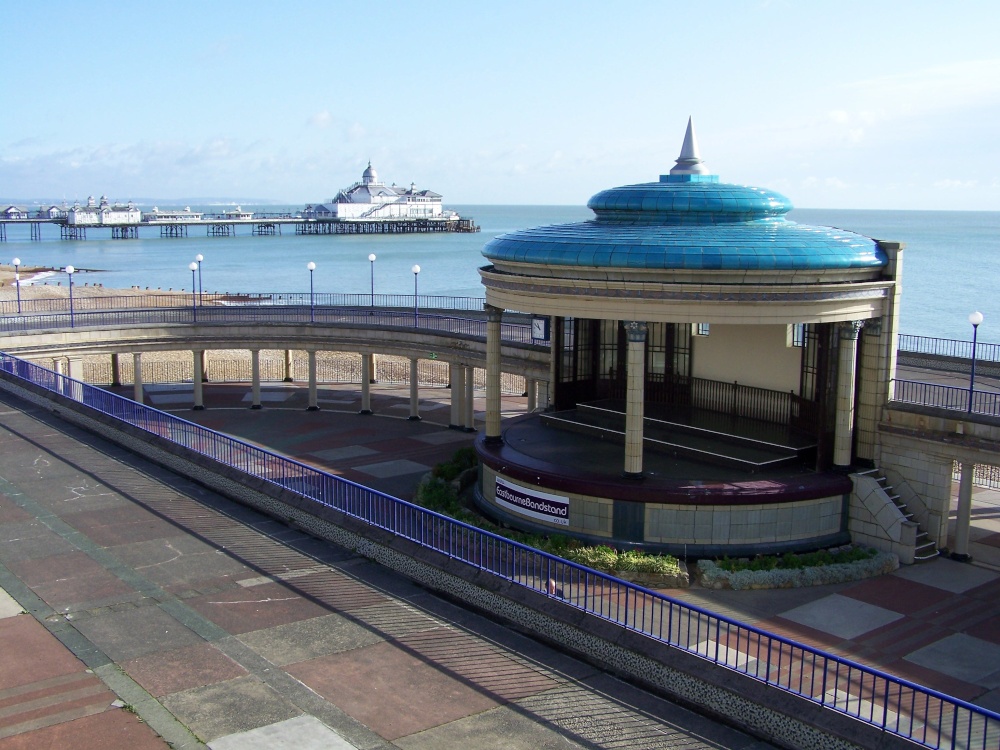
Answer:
[475, 120, 903, 558]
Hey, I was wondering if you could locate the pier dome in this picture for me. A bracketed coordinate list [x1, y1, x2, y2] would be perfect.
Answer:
[482, 119, 886, 275]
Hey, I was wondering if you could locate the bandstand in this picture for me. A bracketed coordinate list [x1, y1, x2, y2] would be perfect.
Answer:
[474, 120, 903, 557]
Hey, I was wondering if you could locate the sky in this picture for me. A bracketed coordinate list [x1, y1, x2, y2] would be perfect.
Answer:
[2, 1, 999, 210]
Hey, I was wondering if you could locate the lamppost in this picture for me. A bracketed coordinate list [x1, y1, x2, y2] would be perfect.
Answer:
[189, 262, 198, 322]
[411, 264, 420, 327]
[195, 253, 204, 304]
[368, 253, 376, 309]
[12, 257, 21, 314]
[968, 311, 984, 413]
[307, 261, 316, 322]
[65, 265, 75, 328]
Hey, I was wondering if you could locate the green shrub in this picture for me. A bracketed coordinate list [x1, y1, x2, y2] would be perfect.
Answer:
[717, 546, 876, 573]
[415, 477, 462, 516]
[413, 449, 682, 581]
[698, 550, 897, 590]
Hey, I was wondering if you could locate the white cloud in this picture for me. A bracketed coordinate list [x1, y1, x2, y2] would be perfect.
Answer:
[308, 111, 333, 128]
[934, 178, 979, 190]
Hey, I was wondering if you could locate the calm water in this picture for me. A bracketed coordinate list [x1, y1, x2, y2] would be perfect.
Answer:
[3, 205, 998, 343]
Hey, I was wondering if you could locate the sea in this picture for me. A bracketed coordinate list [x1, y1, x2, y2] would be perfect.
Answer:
[3, 205, 998, 343]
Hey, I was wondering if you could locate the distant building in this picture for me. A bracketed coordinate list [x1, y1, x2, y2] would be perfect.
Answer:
[222, 206, 254, 221]
[67, 196, 141, 226]
[143, 207, 204, 223]
[1, 206, 29, 220]
[303, 163, 452, 222]
[36, 204, 68, 220]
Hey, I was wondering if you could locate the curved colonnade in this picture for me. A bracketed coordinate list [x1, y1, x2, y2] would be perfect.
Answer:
[0, 311, 550, 425]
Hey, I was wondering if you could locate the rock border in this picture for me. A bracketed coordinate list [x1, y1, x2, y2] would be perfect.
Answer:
[696, 550, 899, 590]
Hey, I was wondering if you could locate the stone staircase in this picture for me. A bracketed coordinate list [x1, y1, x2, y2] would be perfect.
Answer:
[858, 468, 940, 562]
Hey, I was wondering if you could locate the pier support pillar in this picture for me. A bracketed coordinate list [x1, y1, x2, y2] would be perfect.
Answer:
[526, 378, 536, 412]
[408, 358, 421, 421]
[283, 349, 294, 382]
[250, 349, 262, 409]
[360, 354, 373, 414]
[485, 305, 503, 444]
[192, 351, 205, 410]
[132, 353, 143, 404]
[369, 353, 378, 383]
[111, 353, 122, 387]
[952, 462, 975, 561]
[623, 322, 647, 478]
[307, 350, 319, 411]
[833, 321, 863, 470]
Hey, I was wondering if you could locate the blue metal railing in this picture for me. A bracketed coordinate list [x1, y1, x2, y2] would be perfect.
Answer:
[892, 379, 1000, 418]
[0, 305, 534, 345]
[898, 333, 1000, 364]
[0, 292, 487, 317]
[0, 351, 996, 749]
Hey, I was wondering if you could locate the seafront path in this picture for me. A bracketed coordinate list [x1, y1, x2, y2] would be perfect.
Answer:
[0, 382, 777, 749]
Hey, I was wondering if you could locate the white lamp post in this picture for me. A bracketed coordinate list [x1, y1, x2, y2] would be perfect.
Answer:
[368, 253, 376, 308]
[968, 311, 984, 413]
[307, 261, 316, 322]
[189, 262, 198, 322]
[65, 265, 75, 327]
[12, 257, 21, 314]
[195, 253, 204, 303]
[411, 264, 421, 326]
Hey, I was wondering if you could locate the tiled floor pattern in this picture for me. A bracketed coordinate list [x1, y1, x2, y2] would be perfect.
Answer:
[0, 392, 772, 749]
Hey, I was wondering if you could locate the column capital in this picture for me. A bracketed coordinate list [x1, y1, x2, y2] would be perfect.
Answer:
[862, 317, 882, 336]
[624, 321, 648, 343]
[839, 320, 865, 340]
[484, 303, 504, 321]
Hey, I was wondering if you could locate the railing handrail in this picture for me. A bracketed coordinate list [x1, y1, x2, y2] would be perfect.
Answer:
[898, 333, 1000, 363]
[1, 351, 996, 749]
[0, 292, 490, 317]
[891, 378, 1000, 418]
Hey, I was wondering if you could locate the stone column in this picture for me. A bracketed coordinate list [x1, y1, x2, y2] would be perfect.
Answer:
[192, 350, 205, 410]
[307, 350, 319, 411]
[200, 350, 209, 382]
[283, 349, 294, 382]
[111, 353, 121, 387]
[952, 462, 975, 561]
[485, 304, 503, 444]
[250, 349, 262, 409]
[408, 357, 421, 421]
[360, 353, 373, 414]
[833, 321, 864, 469]
[537, 379, 550, 411]
[526, 378, 536, 412]
[623, 321, 647, 478]
[132, 352, 143, 403]
[464, 365, 475, 432]
[66, 356, 83, 381]
[66, 356, 84, 402]
[449, 363, 465, 429]
[369, 353, 378, 383]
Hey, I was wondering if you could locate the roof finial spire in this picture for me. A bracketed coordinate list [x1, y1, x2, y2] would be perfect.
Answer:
[670, 117, 710, 175]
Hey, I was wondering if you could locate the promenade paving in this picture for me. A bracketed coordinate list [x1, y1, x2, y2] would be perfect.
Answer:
[2, 374, 999, 747]
[0, 387, 775, 749]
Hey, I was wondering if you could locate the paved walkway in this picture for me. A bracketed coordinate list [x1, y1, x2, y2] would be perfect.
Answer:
[0, 388, 774, 749]
[2, 376, 1000, 747]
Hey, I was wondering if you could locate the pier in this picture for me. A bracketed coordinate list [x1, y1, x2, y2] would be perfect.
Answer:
[0, 213, 480, 241]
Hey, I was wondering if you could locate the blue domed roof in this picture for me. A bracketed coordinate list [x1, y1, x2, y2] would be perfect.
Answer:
[483, 124, 887, 273]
